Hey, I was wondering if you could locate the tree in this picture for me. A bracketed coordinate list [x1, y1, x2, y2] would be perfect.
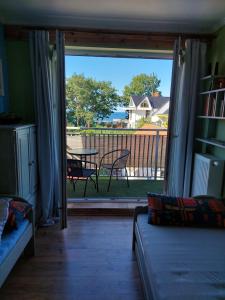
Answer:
[122, 73, 161, 104]
[66, 74, 122, 127]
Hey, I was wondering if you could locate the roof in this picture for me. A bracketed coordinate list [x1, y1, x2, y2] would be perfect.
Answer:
[130, 95, 148, 107]
[153, 101, 170, 115]
[130, 95, 170, 109]
[150, 96, 170, 109]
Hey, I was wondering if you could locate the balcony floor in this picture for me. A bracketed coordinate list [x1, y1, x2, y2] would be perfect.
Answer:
[67, 177, 164, 200]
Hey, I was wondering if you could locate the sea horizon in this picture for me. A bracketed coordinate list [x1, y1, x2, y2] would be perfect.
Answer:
[98, 111, 128, 122]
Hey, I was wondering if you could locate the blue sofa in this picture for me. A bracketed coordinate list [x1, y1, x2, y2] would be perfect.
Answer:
[0, 198, 35, 288]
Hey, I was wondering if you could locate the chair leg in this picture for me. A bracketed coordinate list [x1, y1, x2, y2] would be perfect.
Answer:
[84, 179, 88, 197]
[90, 177, 96, 187]
[96, 174, 99, 192]
[89, 175, 98, 192]
[107, 169, 113, 192]
[125, 168, 129, 187]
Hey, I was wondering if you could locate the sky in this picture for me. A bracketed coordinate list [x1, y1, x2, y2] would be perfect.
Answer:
[65, 55, 173, 110]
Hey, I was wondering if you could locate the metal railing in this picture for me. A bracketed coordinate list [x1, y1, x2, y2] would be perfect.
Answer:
[66, 127, 167, 180]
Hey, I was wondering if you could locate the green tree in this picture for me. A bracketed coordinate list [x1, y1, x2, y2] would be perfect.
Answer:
[66, 74, 122, 127]
[123, 73, 161, 104]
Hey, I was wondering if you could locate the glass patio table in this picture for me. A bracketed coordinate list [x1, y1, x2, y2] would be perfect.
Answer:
[68, 148, 99, 162]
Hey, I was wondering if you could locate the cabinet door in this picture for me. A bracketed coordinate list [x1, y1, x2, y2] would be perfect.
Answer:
[17, 129, 30, 199]
[29, 127, 37, 194]
[0, 130, 17, 194]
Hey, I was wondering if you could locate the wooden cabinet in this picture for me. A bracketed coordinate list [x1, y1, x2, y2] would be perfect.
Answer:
[0, 125, 37, 208]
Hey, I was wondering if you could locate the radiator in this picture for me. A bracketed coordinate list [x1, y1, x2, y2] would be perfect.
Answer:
[191, 153, 224, 197]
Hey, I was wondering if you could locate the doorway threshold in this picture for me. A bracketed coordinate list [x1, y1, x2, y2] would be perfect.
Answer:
[67, 197, 147, 216]
[68, 197, 147, 203]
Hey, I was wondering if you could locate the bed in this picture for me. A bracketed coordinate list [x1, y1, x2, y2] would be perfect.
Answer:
[0, 197, 35, 288]
[133, 206, 225, 300]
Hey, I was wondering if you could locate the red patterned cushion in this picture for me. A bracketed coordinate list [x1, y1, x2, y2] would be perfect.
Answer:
[148, 193, 225, 227]
[4, 199, 32, 231]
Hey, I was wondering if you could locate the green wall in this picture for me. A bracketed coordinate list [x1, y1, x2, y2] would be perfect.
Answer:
[6, 40, 35, 122]
[0, 25, 9, 112]
[205, 26, 225, 196]
[208, 26, 225, 76]
[207, 27, 225, 160]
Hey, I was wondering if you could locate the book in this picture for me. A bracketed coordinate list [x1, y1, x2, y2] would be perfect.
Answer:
[220, 99, 225, 117]
[203, 95, 211, 116]
[211, 96, 217, 116]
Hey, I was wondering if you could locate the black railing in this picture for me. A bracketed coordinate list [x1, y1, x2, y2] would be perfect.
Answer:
[66, 127, 167, 180]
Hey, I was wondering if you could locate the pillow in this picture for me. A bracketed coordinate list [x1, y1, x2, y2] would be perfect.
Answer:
[4, 199, 32, 232]
[147, 193, 225, 227]
[0, 199, 9, 241]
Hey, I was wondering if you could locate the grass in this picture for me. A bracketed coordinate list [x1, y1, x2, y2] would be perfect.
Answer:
[67, 177, 164, 198]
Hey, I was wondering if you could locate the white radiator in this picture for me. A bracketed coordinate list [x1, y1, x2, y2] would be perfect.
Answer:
[191, 153, 224, 197]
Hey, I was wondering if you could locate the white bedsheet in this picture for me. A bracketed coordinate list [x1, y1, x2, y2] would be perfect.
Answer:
[137, 214, 225, 300]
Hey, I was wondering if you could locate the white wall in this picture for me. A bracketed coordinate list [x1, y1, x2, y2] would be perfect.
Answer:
[128, 110, 147, 128]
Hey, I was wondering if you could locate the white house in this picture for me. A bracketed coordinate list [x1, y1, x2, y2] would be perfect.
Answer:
[126, 95, 170, 128]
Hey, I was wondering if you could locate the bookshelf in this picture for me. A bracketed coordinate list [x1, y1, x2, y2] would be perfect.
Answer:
[196, 75, 225, 151]
[196, 138, 225, 149]
[197, 116, 225, 120]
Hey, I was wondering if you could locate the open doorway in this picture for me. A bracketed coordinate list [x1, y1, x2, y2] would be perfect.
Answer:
[65, 49, 173, 208]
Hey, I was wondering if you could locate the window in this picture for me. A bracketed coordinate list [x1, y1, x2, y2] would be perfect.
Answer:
[140, 101, 149, 108]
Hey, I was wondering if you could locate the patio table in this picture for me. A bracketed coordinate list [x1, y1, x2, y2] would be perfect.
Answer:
[68, 148, 98, 162]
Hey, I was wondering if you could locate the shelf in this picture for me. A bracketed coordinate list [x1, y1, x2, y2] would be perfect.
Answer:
[200, 88, 225, 95]
[201, 75, 225, 80]
[197, 116, 225, 120]
[196, 138, 225, 149]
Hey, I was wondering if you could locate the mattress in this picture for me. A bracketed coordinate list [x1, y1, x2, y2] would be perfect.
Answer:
[136, 213, 225, 300]
[0, 220, 30, 264]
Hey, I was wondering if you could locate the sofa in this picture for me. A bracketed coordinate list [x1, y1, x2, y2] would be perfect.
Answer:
[133, 206, 225, 300]
[0, 197, 35, 288]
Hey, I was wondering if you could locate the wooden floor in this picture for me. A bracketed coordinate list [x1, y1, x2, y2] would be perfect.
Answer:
[0, 216, 144, 300]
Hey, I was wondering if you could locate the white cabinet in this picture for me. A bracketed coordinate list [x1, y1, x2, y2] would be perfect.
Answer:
[0, 125, 37, 208]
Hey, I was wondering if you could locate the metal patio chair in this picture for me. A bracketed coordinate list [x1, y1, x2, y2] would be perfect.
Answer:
[98, 149, 130, 192]
[67, 158, 98, 197]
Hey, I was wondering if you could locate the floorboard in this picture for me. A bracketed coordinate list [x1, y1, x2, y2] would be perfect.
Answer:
[0, 216, 144, 300]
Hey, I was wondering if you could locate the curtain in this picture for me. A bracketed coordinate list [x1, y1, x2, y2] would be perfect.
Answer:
[165, 39, 206, 197]
[56, 32, 67, 229]
[29, 31, 67, 227]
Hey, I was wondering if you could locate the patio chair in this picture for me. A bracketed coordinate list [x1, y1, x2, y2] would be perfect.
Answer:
[98, 149, 130, 192]
[67, 159, 98, 197]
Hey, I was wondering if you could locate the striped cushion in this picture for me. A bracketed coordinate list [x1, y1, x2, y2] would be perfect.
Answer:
[148, 193, 225, 227]
[0, 199, 9, 242]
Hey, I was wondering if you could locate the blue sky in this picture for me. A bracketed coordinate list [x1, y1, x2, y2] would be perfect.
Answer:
[65, 55, 173, 105]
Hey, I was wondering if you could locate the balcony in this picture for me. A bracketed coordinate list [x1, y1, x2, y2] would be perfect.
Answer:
[67, 127, 167, 199]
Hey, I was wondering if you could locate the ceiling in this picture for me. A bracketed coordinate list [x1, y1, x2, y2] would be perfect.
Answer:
[0, 0, 225, 33]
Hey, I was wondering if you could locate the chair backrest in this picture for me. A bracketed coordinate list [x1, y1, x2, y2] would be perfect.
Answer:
[67, 159, 83, 177]
[114, 149, 130, 168]
[66, 145, 73, 159]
